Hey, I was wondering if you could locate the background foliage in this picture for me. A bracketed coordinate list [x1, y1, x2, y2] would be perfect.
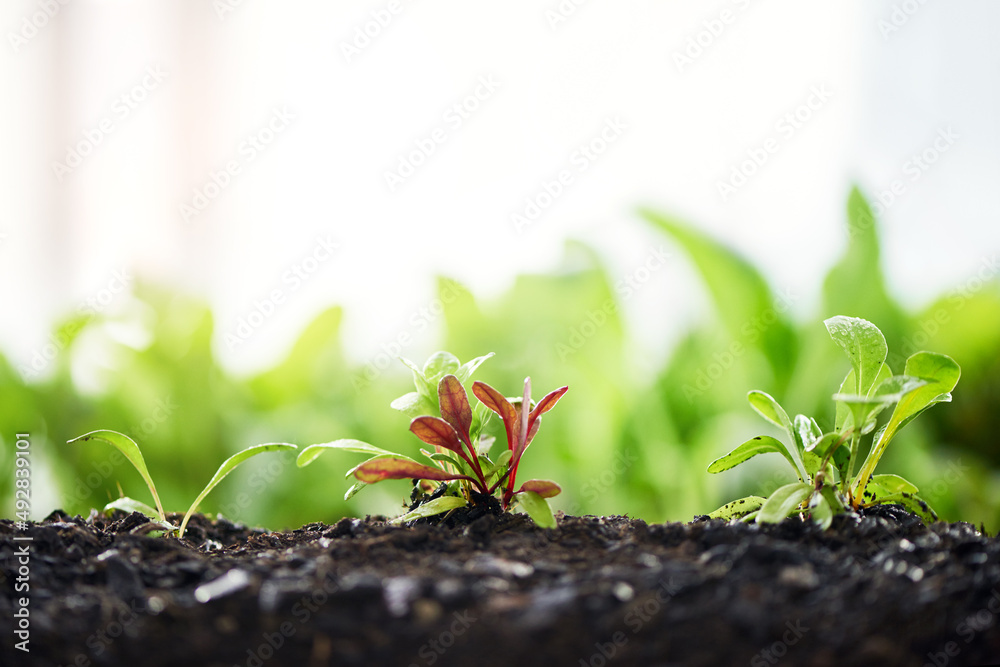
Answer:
[3, 188, 998, 530]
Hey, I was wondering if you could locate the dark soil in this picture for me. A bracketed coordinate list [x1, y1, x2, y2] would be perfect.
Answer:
[4, 506, 1000, 667]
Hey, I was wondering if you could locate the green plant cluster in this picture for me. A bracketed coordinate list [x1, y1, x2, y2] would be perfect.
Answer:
[707, 316, 960, 527]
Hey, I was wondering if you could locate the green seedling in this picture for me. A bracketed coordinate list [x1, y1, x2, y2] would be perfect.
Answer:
[297, 351, 568, 528]
[707, 316, 959, 528]
[68, 429, 296, 538]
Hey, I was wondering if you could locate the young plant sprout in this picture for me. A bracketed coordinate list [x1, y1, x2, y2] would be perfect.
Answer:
[707, 316, 960, 528]
[297, 351, 569, 527]
[67, 429, 296, 538]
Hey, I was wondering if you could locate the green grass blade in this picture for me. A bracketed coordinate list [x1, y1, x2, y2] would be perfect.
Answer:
[104, 497, 162, 520]
[388, 495, 467, 524]
[179, 443, 296, 537]
[68, 430, 166, 521]
[344, 481, 368, 501]
[296, 439, 398, 467]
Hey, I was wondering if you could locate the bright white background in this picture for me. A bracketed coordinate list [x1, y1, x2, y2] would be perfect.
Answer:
[2, 0, 998, 381]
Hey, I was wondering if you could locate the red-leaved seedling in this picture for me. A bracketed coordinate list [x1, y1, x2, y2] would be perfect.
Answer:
[355, 375, 568, 515]
[296, 352, 569, 527]
[472, 377, 568, 508]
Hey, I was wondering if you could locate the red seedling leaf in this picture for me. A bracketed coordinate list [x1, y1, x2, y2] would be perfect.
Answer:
[522, 385, 569, 454]
[410, 417, 467, 458]
[354, 457, 475, 484]
[517, 479, 561, 499]
[438, 374, 473, 449]
[473, 381, 521, 452]
[529, 385, 568, 421]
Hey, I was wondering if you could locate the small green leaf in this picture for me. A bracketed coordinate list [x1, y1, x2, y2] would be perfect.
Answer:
[747, 390, 791, 430]
[103, 497, 162, 520]
[824, 316, 888, 396]
[400, 356, 438, 403]
[881, 352, 961, 443]
[870, 473, 919, 495]
[819, 484, 848, 513]
[852, 352, 960, 500]
[757, 482, 814, 524]
[344, 481, 368, 501]
[296, 440, 397, 467]
[806, 431, 844, 456]
[802, 451, 829, 477]
[858, 487, 938, 524]
[484, 449, 512, 481]
[388, 495, 467, 524]
[835, 369, 856, 431]
[476, 434, 496, 457]
[68, 430, 166, 521]
[707, 496, 766, 521]
[456, 352, 495, 383]
[808, 493, 834, 529]
[422, 351, 461, 382]
[745, 391, 808, 481]
[793, 414, 822, 449]
[179, 443, 296, 537]
[517, 490, 557, 528]
[390, 391, 434, 418]
[706, 436, 787, 474]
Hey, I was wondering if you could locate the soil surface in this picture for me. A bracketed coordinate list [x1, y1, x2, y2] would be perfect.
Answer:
[3, 506, 1000, 667]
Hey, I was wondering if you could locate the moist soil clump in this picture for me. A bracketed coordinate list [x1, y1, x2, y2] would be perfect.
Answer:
[3, 507, 1000, 666]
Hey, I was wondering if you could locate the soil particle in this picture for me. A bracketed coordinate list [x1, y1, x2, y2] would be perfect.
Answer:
[3, 507, 1000, 666]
